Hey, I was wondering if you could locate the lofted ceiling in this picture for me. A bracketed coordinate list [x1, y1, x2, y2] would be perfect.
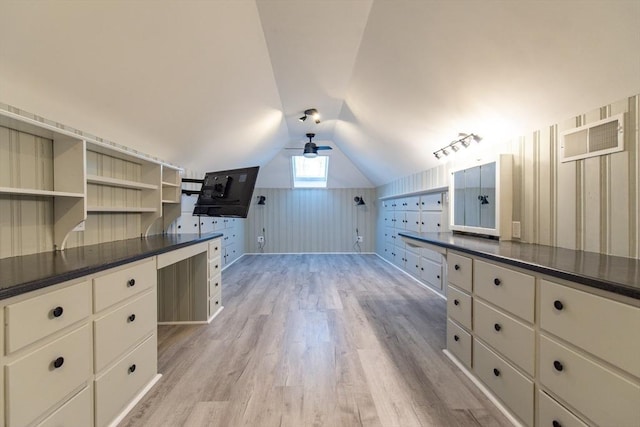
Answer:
[0, 0, 638, 187]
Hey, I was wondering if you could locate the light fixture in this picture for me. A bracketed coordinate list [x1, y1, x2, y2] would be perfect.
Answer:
[257, 195, 266, 205]
[299, 108, 321, 124]
[354, 196, 365, 206]
[433, 133, 482, 159]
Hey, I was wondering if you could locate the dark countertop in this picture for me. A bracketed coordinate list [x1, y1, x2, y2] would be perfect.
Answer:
[0, 233, 223, 300]
[399, 231, 640, 300]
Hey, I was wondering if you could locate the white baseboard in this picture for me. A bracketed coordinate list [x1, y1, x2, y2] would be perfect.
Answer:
[107, 373, 162, 427]
[375, 253, 447, 300]
[243, 251, 377, 255]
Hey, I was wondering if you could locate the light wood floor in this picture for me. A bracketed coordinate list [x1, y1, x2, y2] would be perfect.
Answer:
[120, 254, 511, 427]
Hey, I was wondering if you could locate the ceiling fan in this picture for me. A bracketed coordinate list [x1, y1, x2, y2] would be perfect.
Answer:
[285, 133, 333, 158]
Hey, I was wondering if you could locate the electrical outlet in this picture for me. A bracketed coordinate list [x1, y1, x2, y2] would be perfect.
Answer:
[257, 236, 264, 243]
[357, 236, 363, 243]
[512, 221, 521, 239]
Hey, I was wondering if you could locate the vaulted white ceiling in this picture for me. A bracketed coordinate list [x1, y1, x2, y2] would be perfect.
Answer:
[0, 0, 638, 186]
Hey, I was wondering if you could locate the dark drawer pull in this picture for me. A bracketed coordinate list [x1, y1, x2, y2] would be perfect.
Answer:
[127, 279, 136, 287]
[454, 335, 460, 342]
[493, 368, 500, 377]
[128, 314, 136, 322]
[553, 360, 564, 372]
[53, 357, 64, 369]
[215, 282, 219, 287]
[128, 364, 136, 374]
[215, 300, 219, 305]
[553, 300, 564, 311]
[436, 275, 440, 279]
[454, 264, 460, 271]
[494, 278, 501, 286]
[52, 306, 64, 318]
[494, 323, 502, 332]
[453, 299, 460, 306]
[437, 200, 441, 204]
[552, 421, 562, 427]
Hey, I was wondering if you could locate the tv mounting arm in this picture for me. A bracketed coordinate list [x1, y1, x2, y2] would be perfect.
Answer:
[181, 178, 203, 196]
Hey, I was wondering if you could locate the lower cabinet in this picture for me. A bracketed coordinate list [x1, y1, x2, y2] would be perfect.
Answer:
[38, 387, 92, 427]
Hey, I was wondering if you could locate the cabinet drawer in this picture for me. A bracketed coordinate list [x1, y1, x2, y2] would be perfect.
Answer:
[404, 196, 420, 211]
[473, 259, 534, 323]
[539, 334, 640, 427]
[473, 299, 534, 375]
[94, 290, 156, 372]
[6, 324, 92, 427]
[37, 387, 92, 427]
[537, 390, 588, 427]
[420, 257, 442, 289]
[93, 259, 156, 312]
[208, 238, 222, 259]
[447, 319, 471, 368]
[420, 193, 442, 211]
[473, 340, 534, 426]
[209, 291, 222, 316]
[447, 252, 472, 292]
[540, 279, 640, 378]
[95, 334, 157, 427]
[5, 280, 91, 354]
[420, 211, 442, 232]
[405, 211, 420, 232]
[209, 256, 221, 278]
[447, 285, 472, 330]
[209, 274, 222, 297]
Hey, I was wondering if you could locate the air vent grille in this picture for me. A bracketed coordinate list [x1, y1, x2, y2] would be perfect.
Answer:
[561, 114, 624, 162]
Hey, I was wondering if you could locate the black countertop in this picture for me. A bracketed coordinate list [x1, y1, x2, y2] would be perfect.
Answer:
[399, 231, 640, 300]
[0, 233, 223, 300]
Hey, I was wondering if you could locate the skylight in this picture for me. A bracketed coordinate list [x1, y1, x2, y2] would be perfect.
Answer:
[291, 156, 329, 188]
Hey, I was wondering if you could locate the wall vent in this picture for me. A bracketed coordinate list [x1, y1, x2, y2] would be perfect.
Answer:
[561, 113, 624, 162]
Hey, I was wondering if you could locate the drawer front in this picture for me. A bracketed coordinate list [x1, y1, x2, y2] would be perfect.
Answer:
[93, 259, 156, 312]
[404, 196, 420, 211]
[209, 291, 222, 317]
[420, 211, 442, 232]
[537, 390, 588, 427]
[420, 193, 442, 211]
[384, 227, 394, 245]
[421, 246, 443, 263]
[209, 256, 222, 279]
[473, 340, 534, 426]
[94, 290, 156, 373]
[473, 299, 534, 375]
[447, 252, 472, 292]
[447, 319, 472, 367]
[405, 250, 421, 277]
[393, 248, 406, 269]
[208, 238, 222, 259]
[540, 279, 640, 378]
[6, 324, 92, 427]
[539, 334, 640, 427]
[37, 387, 92, 427]
[5, 281, 91, 354]
[447, 285, 472, 330]
[420, 257, 442, 289]
[209, 274, 222, 297]
[95, 334, 157, 427]
[405, 211, 420, 232]
[473, 259, 534, 323]
[393, 211, 405, 229]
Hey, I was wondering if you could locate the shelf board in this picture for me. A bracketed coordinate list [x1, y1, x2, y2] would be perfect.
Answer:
[87, 206, 158, 213]
[162, 199, 180, 204]
[86, 175, 158, 191]
[0, 187, 84, 198]
[161, 181, 180, 188]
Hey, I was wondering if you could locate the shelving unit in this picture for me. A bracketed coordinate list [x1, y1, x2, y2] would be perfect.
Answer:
[161, 165, 182, 231]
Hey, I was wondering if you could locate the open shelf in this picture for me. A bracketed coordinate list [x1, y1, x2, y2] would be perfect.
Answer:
[0, 187, 84, 198]
[87, 206, 158, 213]
[161, 181, 179, 188]
[87, 175, 158, 190]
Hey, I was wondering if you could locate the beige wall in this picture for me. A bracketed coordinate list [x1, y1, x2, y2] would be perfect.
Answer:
[377, 94, 639, 258]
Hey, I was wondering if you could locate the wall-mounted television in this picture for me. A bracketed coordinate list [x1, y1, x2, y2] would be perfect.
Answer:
[193, 166, 259, 218]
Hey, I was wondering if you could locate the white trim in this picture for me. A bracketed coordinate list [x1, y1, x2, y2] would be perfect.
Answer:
[221, 253, 244, 271]
[243, 252, 377, 255]
[443, 350, 523, 427]
[378, 186, 448, 201]
[107, 373, 162, 427]
[207, 305, 224, 323]
[375, 253, 447, 301]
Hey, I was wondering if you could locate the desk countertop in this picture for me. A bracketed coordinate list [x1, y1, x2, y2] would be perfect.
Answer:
[0, 233, 223, 300]
[399, 231, 640, 300]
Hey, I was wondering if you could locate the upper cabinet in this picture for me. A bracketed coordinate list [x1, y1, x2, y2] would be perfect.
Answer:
[450, 155, 513, 240]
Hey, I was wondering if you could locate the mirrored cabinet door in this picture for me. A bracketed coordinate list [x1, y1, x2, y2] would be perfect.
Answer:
[479, 162, 496, 229]
[454, 170, 466, 226]
[464, 165, 481, 227]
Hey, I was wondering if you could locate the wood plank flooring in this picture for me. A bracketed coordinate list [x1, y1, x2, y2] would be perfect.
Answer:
[120, 254, 511, 427]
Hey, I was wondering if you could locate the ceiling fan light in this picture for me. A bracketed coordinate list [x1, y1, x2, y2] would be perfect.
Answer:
[303, 151, 317, 158]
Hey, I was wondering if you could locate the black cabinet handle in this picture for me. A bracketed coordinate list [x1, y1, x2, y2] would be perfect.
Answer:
[128, 314, 136, 322]
[215, 282, 219, 287]
[454, 335, 459, 342]
[53, 357, 64, 369]
[437, 275, 440, 279]
[494, 323, 502, 332]
[454, 264, 460, 271]
[552, 421, 562, 427]
[127, 279, 136, 287]
[554, 300, 564, 311]
[128, 364, 136, 374]
[437, 200, 441, 204]
[553, 360, 564, 372]
[493, 368, 500, 377]
[416, 264, 419, 268]
[494, 278, 501, 286]
[52, 306, 64, 318]
[454, 299, 460, 306]
[215, 300, 219, 305]
[437, 223, 440, 227]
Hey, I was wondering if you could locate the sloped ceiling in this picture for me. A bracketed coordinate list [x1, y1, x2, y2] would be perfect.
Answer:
[0, 0, 638, 187]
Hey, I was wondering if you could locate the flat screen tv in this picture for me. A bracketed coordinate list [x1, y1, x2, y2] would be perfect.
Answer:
[193, 166, 259, 218]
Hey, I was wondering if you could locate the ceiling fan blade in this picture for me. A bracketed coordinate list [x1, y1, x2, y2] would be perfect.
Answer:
[316, 146, 332, 150]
